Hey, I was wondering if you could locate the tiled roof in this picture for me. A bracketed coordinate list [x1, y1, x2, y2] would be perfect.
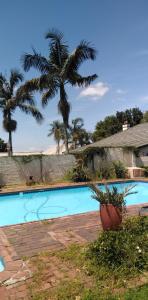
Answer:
[72, 123, 148, 153]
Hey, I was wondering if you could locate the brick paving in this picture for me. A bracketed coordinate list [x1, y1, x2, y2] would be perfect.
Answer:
[0, 202, 147, 299]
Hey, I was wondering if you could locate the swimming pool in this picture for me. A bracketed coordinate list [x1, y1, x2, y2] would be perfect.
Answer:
[0, 257, 5, 272]
[0, 181, 147, 227]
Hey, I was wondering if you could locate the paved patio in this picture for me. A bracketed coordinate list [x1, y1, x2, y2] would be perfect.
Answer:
[0, 202, 147, 299]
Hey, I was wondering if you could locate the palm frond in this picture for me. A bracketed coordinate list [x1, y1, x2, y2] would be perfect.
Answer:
[0, 73, 10, 98]
[16, 87, 35, 106]
[10, 69, 23, 91]
[62, 41, 97, 77]
[5, 98, 16, 110]
[18, 104, 43, 123]
[0, 98, 6, 109]
[46, 29, 68, 69]
[19, 78, 40, 94]
[69, 73, 98, 87]
[0, 73, 7, 85]
[48, 120, 63, 138]
[123, 184, 137, 197]
[72, 118, 84, 129]
[22, 49, 51, 73]
[41, 83, 58, 106]
[39, 74, 58, 91]
[45, 28, 63, 42]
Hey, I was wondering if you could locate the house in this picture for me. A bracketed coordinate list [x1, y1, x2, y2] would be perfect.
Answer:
[71, 123, 148, 173]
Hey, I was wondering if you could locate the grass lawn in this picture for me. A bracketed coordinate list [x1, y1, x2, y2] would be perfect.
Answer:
[26, 217, 148, 299]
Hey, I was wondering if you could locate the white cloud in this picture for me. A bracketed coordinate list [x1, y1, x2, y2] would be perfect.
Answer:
[79, 82, 109, 100]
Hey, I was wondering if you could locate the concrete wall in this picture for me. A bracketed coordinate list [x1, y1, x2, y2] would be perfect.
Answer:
[0, 155, 75, 186]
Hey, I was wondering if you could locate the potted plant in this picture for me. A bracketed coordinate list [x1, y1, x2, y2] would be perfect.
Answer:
[89, 183, 135, 230]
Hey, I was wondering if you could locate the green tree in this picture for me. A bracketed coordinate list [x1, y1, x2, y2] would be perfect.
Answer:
[70, 118, 91, 148]
[141, 111, 148, 123]
[48, 120, 64, 154]
[93, 107, 143, 142]
[70, 118, 84, 149]
[93, 115, 121, 141]
[116, 108, 143, 126]
[0, 70, 43, 156]
[0, 138, 7, 152]
[22, 29, 97, 153]
[78, 129, 92, 147]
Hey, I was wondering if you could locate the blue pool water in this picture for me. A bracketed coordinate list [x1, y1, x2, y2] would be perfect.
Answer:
[0, 257, 5, 272]
[0, 181, 147, 227]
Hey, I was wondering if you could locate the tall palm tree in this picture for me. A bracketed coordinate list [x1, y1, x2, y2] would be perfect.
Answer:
[48, 120, 64, 154]
[0, 70, 43, 156]
[22, 28, 97, 153]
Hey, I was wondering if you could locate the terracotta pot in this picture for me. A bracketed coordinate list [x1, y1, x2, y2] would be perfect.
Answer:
[100, 204, 122, 231]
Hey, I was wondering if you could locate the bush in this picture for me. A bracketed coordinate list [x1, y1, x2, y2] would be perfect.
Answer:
[97, 161, 116, 180]
[96, 161, 127, 180]
[65, 159, 91, 182]
[143, 166, 148, 177]
[87, 217, 148, 272]
[113, 161, 127, 178]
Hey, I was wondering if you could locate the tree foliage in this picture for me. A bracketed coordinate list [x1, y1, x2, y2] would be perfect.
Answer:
[141, 110, 148, 123]
[0, 138, 7, 152]
[22, 28, 97, 152]
[70, 118, 92, 149]
[48, 121, 64, 154]
[92, 107, 143, 141]
[0, 69, 43, 156]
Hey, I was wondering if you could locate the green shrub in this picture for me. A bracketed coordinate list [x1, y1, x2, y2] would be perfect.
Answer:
[143, 166, 148, 177]
[113, 161, 127, 178]
[65, 159, 91, 182]
[96, 160, 127, 180]
[87, 217, 148, 272]
[97, 161, 116, 180]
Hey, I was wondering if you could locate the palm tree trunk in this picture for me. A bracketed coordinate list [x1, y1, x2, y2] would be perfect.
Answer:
[64, 124, 69, 154]
[8, 112, 13, 156]
[57, 139, 60, 155]
[8, 130, 13, 156]
[59, 84, 69, 154]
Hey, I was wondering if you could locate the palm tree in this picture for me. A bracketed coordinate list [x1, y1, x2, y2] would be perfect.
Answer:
[48, 120, 64, 154]
[77, 129, 92, 147]
[22, 28, 97, 153]
[70, 118, 84, 149]
[70, 118, 91, 148]
[0, 70, 43, 156]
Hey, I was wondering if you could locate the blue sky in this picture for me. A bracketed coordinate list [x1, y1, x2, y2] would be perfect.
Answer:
[0, 0, 148, 151]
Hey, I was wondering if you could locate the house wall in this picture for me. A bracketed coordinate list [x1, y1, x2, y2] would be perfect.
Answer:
[135, 145, 148, 167]
[0, 155, 75, 186]
[87, 148, 133, 172]
[87, 145, 148, 171]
